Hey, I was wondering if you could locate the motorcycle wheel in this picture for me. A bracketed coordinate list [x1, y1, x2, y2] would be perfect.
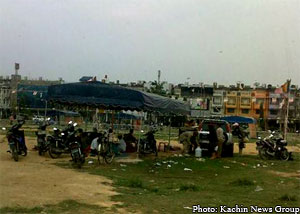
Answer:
[11, 145, 18, 162]
[258, 148, 270, 160]
[38, 145, 43, 156]
[280, 149, 290, 161]
[48, 145, 62, 159]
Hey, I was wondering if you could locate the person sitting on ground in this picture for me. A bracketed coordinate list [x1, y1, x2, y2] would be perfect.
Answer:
[108, 128, 117, 143]
[77, 128, 91, 156]
[90, 137, 98, 157]
[112, 134, 127, 155]
[123, 129, 137, 152]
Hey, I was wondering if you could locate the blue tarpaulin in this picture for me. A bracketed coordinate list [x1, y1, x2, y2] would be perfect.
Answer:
[48, 81, 190, 115]
[220, 116, 256, 124]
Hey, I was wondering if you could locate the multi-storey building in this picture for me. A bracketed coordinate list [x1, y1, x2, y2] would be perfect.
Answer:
[211, 89, 225, 116]
[0, 77, 12, 118]
[225, 90, 238, 116]
[180, 84, 213, 117]
[251, 88, 269, 120]
[224, 84, 253, 117]
[239, 90, 252, 117]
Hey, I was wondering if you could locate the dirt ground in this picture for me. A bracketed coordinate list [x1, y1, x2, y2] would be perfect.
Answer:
[0, 135, 119, 209]
[0, 136, 299, 209]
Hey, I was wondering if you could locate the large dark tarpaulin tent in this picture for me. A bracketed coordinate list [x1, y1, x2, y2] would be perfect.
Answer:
[221, 116, 256, 124]
[47, 82, 190, 115]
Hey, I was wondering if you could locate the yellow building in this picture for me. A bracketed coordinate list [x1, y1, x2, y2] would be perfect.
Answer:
[224, 90, 252, 117]
[250, 89, 269, 120]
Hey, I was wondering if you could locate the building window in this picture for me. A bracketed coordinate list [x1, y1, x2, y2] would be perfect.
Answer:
[228, 97, 236, 105]
[256, 109, 260, 114]
[241, 98, 250, 105]
[241, 109, 249, 114]
[213, 96, 222, 105]
[227, 108, 235, 113]
[256, 98, 264, 105]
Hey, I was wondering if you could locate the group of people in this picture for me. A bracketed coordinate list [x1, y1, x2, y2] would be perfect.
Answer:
[89, 128, 138, 156]
[179, 124, 226, 159]
[179, 122, 249, 159]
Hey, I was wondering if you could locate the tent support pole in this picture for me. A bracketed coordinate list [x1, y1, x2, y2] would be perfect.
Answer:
[137, 112, 143, 158]
[168, 116, 171, 151]
[85, 106, 88, 132]
[111, 110, 115, 131]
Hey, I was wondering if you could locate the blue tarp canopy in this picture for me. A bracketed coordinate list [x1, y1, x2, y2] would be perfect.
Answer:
[47, 82, 190, 115]
[220, 116, 256, 124]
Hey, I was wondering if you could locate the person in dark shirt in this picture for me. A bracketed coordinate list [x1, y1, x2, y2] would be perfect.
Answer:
[123, 129, 137, 152]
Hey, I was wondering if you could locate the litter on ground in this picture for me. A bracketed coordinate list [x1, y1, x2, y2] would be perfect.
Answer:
[255, 186, 264, 192]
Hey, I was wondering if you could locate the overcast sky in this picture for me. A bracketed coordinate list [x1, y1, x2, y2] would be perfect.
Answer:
[0, 0, 299, 86]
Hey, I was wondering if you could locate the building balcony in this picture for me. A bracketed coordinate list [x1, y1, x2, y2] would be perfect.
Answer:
[211, 103, 223, 107]
[253, 103, 267, 109]
[240, 104, 252, 109]
[225, 103, 237, 108]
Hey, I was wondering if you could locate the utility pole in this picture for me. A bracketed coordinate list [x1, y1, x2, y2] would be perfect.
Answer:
[158, 70, 161, 85]
[284, 79, 291, 140]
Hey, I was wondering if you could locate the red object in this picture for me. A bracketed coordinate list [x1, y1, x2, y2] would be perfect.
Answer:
[83, 145, 91, 156]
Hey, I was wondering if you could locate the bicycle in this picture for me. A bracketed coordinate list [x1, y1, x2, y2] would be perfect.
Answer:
[97, 136, 115, 164]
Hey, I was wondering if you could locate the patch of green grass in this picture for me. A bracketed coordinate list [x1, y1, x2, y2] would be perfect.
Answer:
[179, 184, 200, 191]
[230, 178, 255, 186]
[279, 194, 298, 202]
[0, 200, 107, 214]
[53, 152, 300, 214]
[116, 178, 144, 188]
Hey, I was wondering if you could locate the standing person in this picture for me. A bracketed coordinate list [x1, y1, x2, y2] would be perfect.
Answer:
[9, 115, 14, 125]
[232, 123, 248, 156]
[189, 130, 199, 154]
[216, 124, 225, 158]
[208, 125, 218, 159]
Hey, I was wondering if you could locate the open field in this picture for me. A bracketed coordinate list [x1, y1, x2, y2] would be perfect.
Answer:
[0, 133, 299, 214]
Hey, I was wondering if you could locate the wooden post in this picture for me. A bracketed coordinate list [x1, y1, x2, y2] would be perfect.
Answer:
[284, 79, 291, 140]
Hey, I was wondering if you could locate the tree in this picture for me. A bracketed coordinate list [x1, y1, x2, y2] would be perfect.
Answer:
[150, 81, 167, 96]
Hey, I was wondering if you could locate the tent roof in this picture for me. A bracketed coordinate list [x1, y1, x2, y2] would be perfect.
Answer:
[47, 82, 190, 115]
[220, 116, 256, 124]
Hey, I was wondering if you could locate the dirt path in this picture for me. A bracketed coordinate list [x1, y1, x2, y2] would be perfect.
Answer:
[0, 136, 118, 209]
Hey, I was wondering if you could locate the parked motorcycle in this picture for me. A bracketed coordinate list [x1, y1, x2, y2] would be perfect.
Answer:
[4, 120, 27, 161]
[256, 131, 292, 161]
[139, 129, 158, 156]
[47, 122, 75, 159]
[35, 118, 51, 155]
[68, 129, 85, 168]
